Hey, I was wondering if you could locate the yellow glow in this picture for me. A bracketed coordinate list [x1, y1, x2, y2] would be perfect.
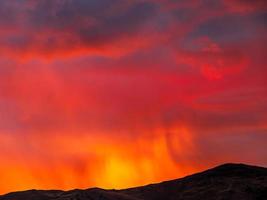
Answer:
[0, 126, 201, 194]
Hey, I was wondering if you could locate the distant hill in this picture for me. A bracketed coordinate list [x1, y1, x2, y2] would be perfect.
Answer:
[1, 163, 267, 200]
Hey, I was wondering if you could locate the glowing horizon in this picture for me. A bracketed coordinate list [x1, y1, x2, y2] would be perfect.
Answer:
[0, 0, 267, 194]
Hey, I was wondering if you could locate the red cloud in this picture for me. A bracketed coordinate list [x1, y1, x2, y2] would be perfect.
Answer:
[175, 37, 249, 80]
[0, 0, 266, 195]
[223, 0, 267, 14]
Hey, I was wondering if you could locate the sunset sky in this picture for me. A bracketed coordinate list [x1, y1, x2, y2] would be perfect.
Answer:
[0, 0, 267, 194]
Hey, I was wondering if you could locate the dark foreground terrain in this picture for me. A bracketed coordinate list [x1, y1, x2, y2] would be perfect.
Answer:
[1, 163, 267, 200]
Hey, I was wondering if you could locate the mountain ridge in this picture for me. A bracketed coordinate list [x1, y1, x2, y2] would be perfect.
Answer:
[1, 163, 267, 200]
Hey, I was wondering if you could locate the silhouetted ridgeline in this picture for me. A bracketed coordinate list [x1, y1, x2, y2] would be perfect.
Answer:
[1, 163, 267, 200]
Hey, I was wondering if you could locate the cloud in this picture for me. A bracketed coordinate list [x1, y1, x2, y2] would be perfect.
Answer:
[0, 0, 160, 59]
[223, 0, 267, 14]
[0, 0, 267, 194]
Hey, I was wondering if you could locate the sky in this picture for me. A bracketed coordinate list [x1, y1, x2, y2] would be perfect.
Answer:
[0, 0, 267, 194]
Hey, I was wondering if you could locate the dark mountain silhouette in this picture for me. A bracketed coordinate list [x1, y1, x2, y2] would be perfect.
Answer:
[1, 163, 267, 200]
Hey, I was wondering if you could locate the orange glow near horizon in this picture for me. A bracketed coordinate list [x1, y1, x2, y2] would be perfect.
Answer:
[0, 127, 200, 194]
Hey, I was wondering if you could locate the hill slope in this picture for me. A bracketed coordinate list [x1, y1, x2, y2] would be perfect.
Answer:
[1, 163, 267, 200]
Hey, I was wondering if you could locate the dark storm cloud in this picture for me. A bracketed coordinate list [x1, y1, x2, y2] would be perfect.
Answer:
[28, 0, 157, 37]
[0, 0, 159, 56]
[189, 12, 267, 43]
